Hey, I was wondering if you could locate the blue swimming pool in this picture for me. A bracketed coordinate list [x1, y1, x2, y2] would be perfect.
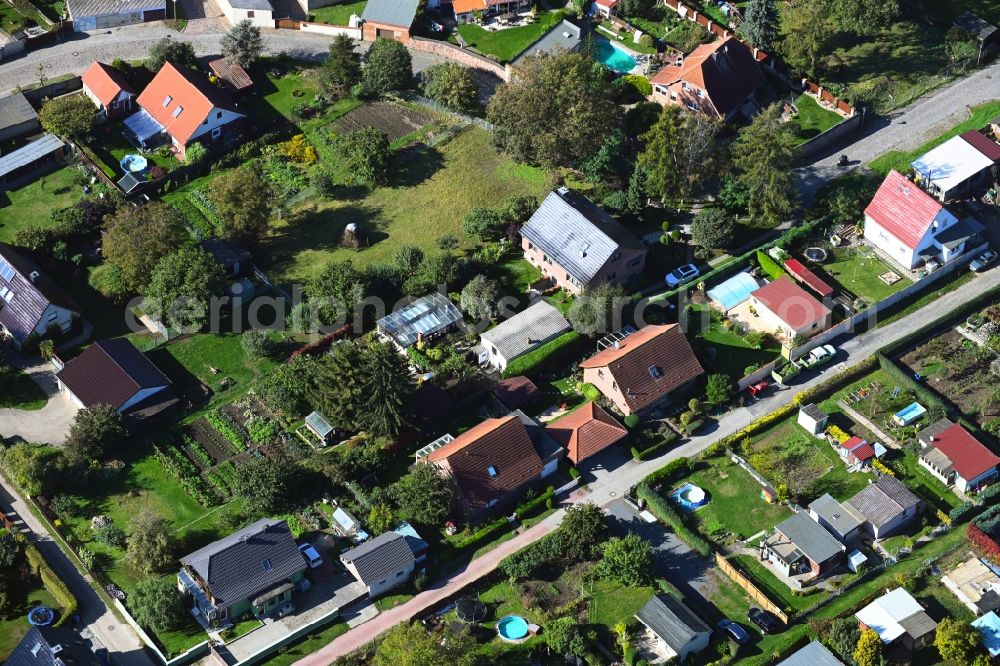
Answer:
[497, 615, 529, 641]
[893, 402, 926, 427]
[670, 482, 709, 512]
[595, 38, 637, 73]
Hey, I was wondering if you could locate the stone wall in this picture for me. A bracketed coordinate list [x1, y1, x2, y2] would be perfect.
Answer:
[409, 36, 509, 81]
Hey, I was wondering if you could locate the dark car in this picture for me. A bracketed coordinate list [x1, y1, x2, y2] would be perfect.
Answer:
[717, 619, 750, 644]
[748, 607, 782, 634]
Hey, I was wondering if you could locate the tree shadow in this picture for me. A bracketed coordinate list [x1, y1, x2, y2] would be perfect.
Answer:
[391, 146, 445, 189]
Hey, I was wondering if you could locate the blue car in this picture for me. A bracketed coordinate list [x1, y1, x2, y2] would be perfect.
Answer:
[717, 619, 750, 644]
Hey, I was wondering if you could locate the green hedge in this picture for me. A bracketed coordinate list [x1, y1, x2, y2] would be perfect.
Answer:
[502, 331, 583, 378]
[877, 354, 952, 417]
[25, 545, 78, 626]
[632, 440, 673, 461]
[636, 483, 712, 557]
[644, 457, 692, 488]
[450, 517, 510, 551]
[756, 249, 787, 280]
[515, 486, 555, 520]
[880, 282, 1000, 357]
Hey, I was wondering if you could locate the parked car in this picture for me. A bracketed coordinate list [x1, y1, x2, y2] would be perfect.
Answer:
[748, 607, 781, 634]
[799, 344, 837, 369]
[299, 543, 323, 568]
[717, 619, 750, 644]
[665, 263, 700, 288]
[971, 250, 997, 272]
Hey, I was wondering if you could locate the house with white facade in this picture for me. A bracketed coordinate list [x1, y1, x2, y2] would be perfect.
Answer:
[749, 276, 832, 341]
[479, 300, 570, 373]
[82, 62, 136, 122]
[340, 532, 416, 599]
[918, 419, 1000, 494]
[863, 170, 986, 271]
[0, 243, 79, 350]
[215, 0, 274, 28]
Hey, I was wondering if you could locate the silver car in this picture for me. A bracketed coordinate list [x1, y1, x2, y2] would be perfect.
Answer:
[665, 263, 700, 288]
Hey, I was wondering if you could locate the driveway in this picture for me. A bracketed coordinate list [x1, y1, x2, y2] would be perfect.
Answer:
[0, 360, 77, 445]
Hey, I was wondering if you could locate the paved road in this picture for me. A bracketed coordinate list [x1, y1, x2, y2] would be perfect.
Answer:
[296, 264, 1000, 663]
[0, 474, 153, 666]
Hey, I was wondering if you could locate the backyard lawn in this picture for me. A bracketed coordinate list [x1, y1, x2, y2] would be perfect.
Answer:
[687, 304, 782, 377]
[792, 94, 843, 144]
[306, 0, 366, 24]
[0, 165, 91, 243]
[818, 245, 911, 303]
[728, 555, 822, 614]
[0, 585, 58, 661]
[457, 10, 564, 62]
[0, 370, 47, 410]
[85, 127, 176, 179]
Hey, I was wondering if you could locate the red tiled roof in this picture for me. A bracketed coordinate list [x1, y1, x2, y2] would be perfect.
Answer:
[594, 0, 618, 7]
[960, 130, 1000, 162]
[136, 62, 240, 146]
[580, 324, 704, 412]
[425, 415, 543, 510]
[926, 423, 1000, 481]
[783, 258, 834, 298]
[452, 0, 486, 13]
[82, 62, 134, 108]
[649, 37, 764, 116]
[864, 170, 943, 250]
[546, 402, 627, 465]
[851, 443, 876, 462]
[751, 276, 831, 331]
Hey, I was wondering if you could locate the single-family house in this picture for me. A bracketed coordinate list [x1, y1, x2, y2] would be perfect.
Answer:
[973, 611, 1000, 657]
[580, 324, 704, 416]
[452, 0, 486, 22]
[520, 188, 647, 295]
[128, 62, 244, 160]
[511, 20, 582, 63]
[0, 243, 79, 349]
[777, 640, 844, 666]
[491, 375, 540, 412]
[215, 0, 273, 28]
[0, 134, 69, 190]
[634, 594, 712, 663]
[838, 436, 876, 467]
[749, 276, 832, 341]
[417, 411, 556, 516]
[546, 401, 628, 465]
[941, 556, 1000, 615]
[360, 0, 419, 42]
[178, 518, 307, 626]
[67, 0, 166, 31]
[844, 476, 922, 539]
[650, 37, 764, 119]
[911, 131, 1000, 201]
[762, 512, 845, 579]
[918, 419, 1000, 493]
[0, 92, 39, 143]
[863, 169, 986, 270]
[376, 292, 463, 349]
[593, 0, 618, 19]
[209, 57, 254, 93]
[480, 300, 571, 373]
[82, 62, 135, 122]
[808, 494, 864, 543]
[797, 404, 828, 437]
[56, 338, 178, 428]
[5, 626, 103, 666]
[340, 531, 416, 598]
[856, 588, 938, 649]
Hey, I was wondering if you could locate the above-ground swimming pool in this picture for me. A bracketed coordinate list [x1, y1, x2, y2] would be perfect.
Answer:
[27, 606, 54, 626]
[595, 38, 637, 73]
[805, 247, 828, 262]
[893, 402, 926, 427]
[670, 482, 709, 511]
[497, 615, 529, 642]
[120, 154, 148, 174]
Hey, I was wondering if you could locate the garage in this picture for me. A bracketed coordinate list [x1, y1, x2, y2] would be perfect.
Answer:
[67, 0, 167, 31]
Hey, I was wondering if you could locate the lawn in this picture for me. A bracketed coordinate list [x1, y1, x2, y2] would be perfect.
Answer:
[306, 0, 366, 24]
[872, 269, 975, 329]
[0, 585, 58, 660]
[586, 579, 654, 626]
[818, 245, 911, 304]
[495, 257, 541, 300]
[687, 304, 782, 378]
[683, 455, 792, 540]
[84, 126, 176, 179]
[792, 94, 843, 145]
[260, 619, 349, 666]
[728, 555, 822, 614]
[457, 10, 564, 62]
[0, 370, 47, 410]
[869, 100, 1000, 175]
[0, 165, 91, 243]
[260, 127, 550, 283]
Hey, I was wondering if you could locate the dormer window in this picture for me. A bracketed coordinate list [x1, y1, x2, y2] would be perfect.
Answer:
[487, 465, 497, 478]
[162, 95, 172, 107]
[262, 559, 272, 571]
[649, 365, 662, 379]
[172, 106, 183, 118]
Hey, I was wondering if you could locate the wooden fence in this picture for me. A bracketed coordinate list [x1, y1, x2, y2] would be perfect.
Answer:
[714, 552, 790, 624]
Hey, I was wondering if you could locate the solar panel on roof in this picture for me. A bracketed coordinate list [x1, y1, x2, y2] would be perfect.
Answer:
[0, 258, 14, 282]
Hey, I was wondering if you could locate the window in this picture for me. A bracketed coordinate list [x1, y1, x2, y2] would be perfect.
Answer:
[247, 9, 254, 16]
[172, 106, 183, 118]
[696, 88, 704, 98]
[597, 369, 604, 378]
[628, 256, 642, 268]
[162, 95, 172, 107]
[527, 242, 533, 250]
[212, 127, 222, 138]
[670, 91, 677, 100]
[262, 559, 272, 572]
[217, 111, 223, 119]
[0, 258, 14, 281]
[47, 311, 58, 322]
[612, 381, 618, 391]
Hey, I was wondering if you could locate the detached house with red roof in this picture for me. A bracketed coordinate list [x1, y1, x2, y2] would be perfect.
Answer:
[547, 401, 628, 465]
[580, 324, 704, 416]
[864, 170, 985, 270]
[82, 62, 135, 122]
[749, 276, 832, 341]
[650, 37, 764, 119]
[919, 419, 1000, 494]
[125, 62, 244, 160]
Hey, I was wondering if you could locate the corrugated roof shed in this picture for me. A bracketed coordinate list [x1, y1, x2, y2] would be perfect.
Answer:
[777, 640, 844, 666]
[0, 133, 64, 179]
[67, 0, 164, 19]
[0, 92, 38, 130]
[361, 0, 419, 27]
[783, 258, 834, 298]
[480, 300, 571, 363]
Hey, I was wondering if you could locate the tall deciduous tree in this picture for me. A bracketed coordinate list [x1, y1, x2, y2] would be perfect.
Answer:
[545, 617, 588, 657]
[232, 458, 292, 515]
[207, 163, 273, 243]
[126, 510, 174, 575]
[66, 405, 126, 465]
[595, 533, 655, 586]
[363, 38, 413, 93]
[738, 0, 779, 51]
[639, 105, 722, 203]
[393, 464, 454, 526]
[934, 618, 981, 663]
[618, 0, 656, 18]
[422, 62, 480, 114]
[731, 104, 797, 229]
[143, 247, 225, 331]
[362, 341, 415, 438]
[146, 37, 197, 72]
[335, 127, 391, 188]
[323, 34, 362, 97]
[103, 203, 185, 294]
[779, 2, 832, 77]
[129, 577, 185, 633]
[568, 282, 629, 337]
[38, 95, 95, 140]
[825, 0, 898, 36]
[460, 274, 502, 322]
[308, 259, 370, 325]
[558, 502, 608, 562]
[220, 20, 263, 68]
[487, 51, 618, 168]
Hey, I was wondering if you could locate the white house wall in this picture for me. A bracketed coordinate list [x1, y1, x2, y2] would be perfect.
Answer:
[188, 107, 244, 143]
[33, 304, 75, 338]
[863, 208, 959, 270]
[219, 2, 273, 28]
[118, 385, 168, 412]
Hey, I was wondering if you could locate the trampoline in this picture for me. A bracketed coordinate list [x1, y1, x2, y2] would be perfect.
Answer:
[456, 598, 487, 624]
[707, 272, 759, 312]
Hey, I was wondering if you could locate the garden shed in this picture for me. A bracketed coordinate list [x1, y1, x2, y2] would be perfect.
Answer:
[304, 411, 334, 444]
[706, 272, 759, 312]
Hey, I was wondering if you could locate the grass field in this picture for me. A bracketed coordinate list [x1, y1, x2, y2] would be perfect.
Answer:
[307, 0, 366, 24]
[729, 555, 822, 613]
[0, 585, 58, 660]
[688, 304, 782, 377]
[260, 127, 550, 283]
[818, 245, 911, 304]
[586, 579, 654, 626]
[457, 10, 564, 62]
[0, 165, 90, 243]
[0, 371, 48, 410]
[792, 94, 843, 144]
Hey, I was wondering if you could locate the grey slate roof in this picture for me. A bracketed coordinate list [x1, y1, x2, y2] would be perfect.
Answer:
[361, 0, 419, 28]
[67, 0, 164, 18]
[377, 292, 463, 348]
[340, 531, 415, 586]
[480, 300, 571, 362]
[5, 627, 102, 666]
[180, 518, 305, 613]
[799, 403, 826, 420]
[520, 188, 643, 287]
[635, 594, 711, 653]
[845, 476, 921, 530]
[918, 418, 955, 446]
[773, 512, 844, 564]
[809, 494, 863, 538]
[0, 92, 38, 131]
[0, 242, 78, 345]
[226, 0, 272, 11]
[514, 19, 582, 62]
[0, 134, 65, 179]
[777, 640, 844, 666]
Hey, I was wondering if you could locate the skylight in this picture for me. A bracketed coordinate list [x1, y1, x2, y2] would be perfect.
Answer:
[262, 559, 272, 571]
[487, 465, 497, 478]
[172, 106, 183, 118]
[0, 285, 13, 302]
[0, 258, 14, 282]
[162, 95, 172, 107]
[648, 365, 662, 379]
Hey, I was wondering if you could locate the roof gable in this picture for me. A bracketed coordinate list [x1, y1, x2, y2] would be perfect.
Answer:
[650, 37, 763, 115]
[82, 62, 134, 107]
[56, 338, 171, 409]
[136, 62, 241, 145]
[0, 242, 78, 344]
[635, 594, 711, 651]
[865, 170, 947, 249]
[340, 532, 415, 585]
[845, 476, 920, 529]
[546, 401, 627, 464]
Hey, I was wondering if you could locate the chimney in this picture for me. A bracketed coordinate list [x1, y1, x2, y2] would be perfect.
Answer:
[556, 186, 570, 197]
[614, 340, 620, 349]
[29, 271, 39, 283]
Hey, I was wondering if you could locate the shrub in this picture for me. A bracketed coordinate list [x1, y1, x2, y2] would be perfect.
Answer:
[514, 486, 556, 520]
[568, 466, 580, 480]
[636, 483, 711, 557]
[623, 74, 652, 96]
[756, 249, 787, 280]
[644, 457, 692, 487]
[581, 383, 602, 401]
[685, 419, 704, 435]
[624, 414, 640, 429]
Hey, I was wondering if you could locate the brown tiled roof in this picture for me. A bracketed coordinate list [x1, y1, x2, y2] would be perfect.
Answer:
[209, 58, 253, 92]
[580, 325, 704, 412]
[546, 401, 627, 464]
[56, 339, 171, 410]
[491, 376, 540, 410]
[425, 414, 543, 510]
[649, 37, 763, 116]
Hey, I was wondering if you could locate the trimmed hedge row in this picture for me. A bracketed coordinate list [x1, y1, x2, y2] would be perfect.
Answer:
[25, 545, 78, 626]
[636, 483, 712, 557]
[879, 282, 1000, 357]
[502, 331, 583, 378]
[756, 249, 787, 281]
[643, 457, 692, 488]
[515, 486, 556, 520]
[949, 482, 1000, 523]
